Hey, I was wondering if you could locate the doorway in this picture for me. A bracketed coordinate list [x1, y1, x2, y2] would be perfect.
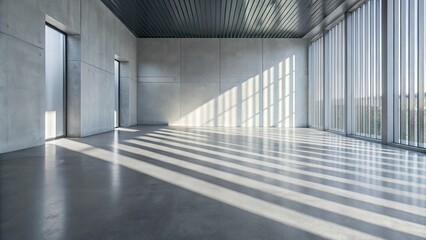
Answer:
[45, 25, 66, 140]
[114, 60, 120, 128]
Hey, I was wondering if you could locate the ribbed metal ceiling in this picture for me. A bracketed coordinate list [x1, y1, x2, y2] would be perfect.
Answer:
[102, 0, 346, 38]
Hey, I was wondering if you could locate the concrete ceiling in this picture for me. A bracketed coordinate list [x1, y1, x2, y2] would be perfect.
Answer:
[101, 0, 346, 38]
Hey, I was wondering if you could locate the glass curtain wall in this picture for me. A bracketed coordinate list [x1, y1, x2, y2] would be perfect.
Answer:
[347, 0, 382, 139]
[308, 36, 324, 129]
[308, 0, 426, 151]
[392, 0, 426, 147]
[325, 21, 345, 133]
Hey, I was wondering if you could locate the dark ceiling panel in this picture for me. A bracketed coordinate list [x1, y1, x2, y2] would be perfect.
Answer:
[101, 0, 346, 38]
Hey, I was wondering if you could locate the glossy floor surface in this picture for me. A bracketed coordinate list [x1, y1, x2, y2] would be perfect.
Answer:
[1, 127, 425, 240]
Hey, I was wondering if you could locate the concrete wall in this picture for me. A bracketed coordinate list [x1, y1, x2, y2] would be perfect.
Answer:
[137, 38, 308, 127]
[72, 0, 137, 137]
[0, 0, 137, 153]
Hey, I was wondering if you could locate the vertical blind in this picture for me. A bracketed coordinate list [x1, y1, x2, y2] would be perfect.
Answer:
[308, 36, 324, 129]
[325, 21, 345, 133]
[347, 0, 382, 139]
[392, 0, 426, 147]
[308, 0, 426, 150]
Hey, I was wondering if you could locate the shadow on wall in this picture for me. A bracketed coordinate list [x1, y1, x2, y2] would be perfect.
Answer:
[173, 56, 297, 127]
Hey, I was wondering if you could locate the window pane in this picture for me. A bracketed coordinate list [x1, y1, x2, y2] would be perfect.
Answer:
[114, 60, 120, 128]
[392, 0, 425, 148]
[348, 0, 382, 139]
[325, 21, 345, 133]
[45, 25, 65, 139]
[308, 36, 324, 129]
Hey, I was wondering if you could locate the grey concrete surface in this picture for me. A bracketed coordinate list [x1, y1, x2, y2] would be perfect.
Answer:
[137, 38, 308, 127]
[0, 0, 45, 48]
[81, 0, 114, 73]
[128, 79, 138, 126]
[66, 61, 82, 137]
[0, 0, 137, 153]
[180, 39, 220, 83]
[80, 62, 115, 137]
[76, 0, 137, 135]
[179, 83, 220, 126]
[118, 71, 138, 128]
[39, 0, 80, 34]
[1, 127, 425, 240]
[219, 81, 262, 127]
[138, 83, 181, 125]
[220, 39, 263, 83]
[263, 39, 309, 127]
[137, 38, 180, 83]
[0, 32, 45, 153]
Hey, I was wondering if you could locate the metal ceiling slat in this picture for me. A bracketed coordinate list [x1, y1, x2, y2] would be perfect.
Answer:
[226, 0, 235, 37]
[227, 0, 235, 37]
[101, 0, 348, 38]
[155, 0, 178, 37]
[282, 0, 329, 38]
[133, 0, 163, 37]
[145, 0, 170, 37]
[126, 0, 155, 37]
[175, 0, 191, 38]
[285, 0, 317, 37]
[245, 0, 267, 37]
[272, 0, 301, 38]
[187, 0, 197, 37]
[215, 0, 221, 37]
[101, 0, 139, 36]
[160, 0, 184, 37]
[221, 0, 228, 37]
[227, 0, 238, 38]
[203, 0, 210, 37]
[191, 0, 201, 37]
[144, 0, 165, 37]
[217, 0, 223, 37]
[258, 0, 280, 37]
[233, 1, 243, 37]
[260, 0, 284, 38]
[112, 0, 144, 34]
[302, 0, 345, 38]
[181, 0, 194, 37]
[263, 1, 281, 35]
[170, 0, 184, 37]
[261, 0, 288, 38]
[265, 0, 296, 38]
[188, 0, 200, 37]
[209, 1, 216, 37]
[279, 0, 317, 38]
[196, 0, 207, 37]
[230, 0, 240, 37]
[212, 0, 216, 37]
[171, 0, 189, 38]
[221, 0, 226, 37]
[139, 0, 165, 37]
[242, 0, 256, 37]
[253, 0, 269, 37]
[250, 0, 272, 37]
[208, 1, 214, 37]
[236, 0, 257, 38]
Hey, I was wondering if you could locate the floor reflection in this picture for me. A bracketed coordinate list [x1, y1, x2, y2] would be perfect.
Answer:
[0, 127, 425, 240]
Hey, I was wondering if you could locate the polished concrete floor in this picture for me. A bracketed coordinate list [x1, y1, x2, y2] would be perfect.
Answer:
[1, 127, 425, 240]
